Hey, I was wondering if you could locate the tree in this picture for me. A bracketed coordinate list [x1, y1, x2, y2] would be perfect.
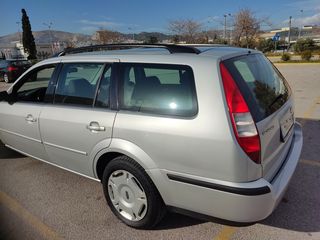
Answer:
[257, 38, 274, 53]
[0, 52, 5, 60]
[168, 19, 202, 43]
[95, 29, 121, 44]
[301, 50, 312, 61]
[293, 38, 316, 53]
[233, 9, 260, 48]
[21, 9, 37, 59]
[146, 36, 159, 44]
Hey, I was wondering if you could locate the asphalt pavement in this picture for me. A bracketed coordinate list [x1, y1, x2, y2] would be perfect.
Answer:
[0, 63, 319, 240]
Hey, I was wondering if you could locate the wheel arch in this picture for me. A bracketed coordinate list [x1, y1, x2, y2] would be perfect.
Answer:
[93, 138, 159, 180]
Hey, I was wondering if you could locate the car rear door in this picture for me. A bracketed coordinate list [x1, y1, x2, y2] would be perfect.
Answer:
[39, 60, 118, 177]
[0, 64, 58, 160]
[223, 54, 294, 181]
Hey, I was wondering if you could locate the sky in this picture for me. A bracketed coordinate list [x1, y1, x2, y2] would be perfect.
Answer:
[1, 0, 320, 36]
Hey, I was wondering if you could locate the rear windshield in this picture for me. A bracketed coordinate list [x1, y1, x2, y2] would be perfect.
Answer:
[223, 54, 291, 121]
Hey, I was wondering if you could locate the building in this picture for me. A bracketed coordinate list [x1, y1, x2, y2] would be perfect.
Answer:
[0, 41, 27, 59]
[261, 25, 320, 44]
[0, 41, 66, 60]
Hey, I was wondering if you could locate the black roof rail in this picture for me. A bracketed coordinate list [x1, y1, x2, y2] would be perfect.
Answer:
[56, 43, 201, 56]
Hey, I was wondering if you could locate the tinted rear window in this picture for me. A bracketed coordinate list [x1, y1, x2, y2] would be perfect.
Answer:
[223, 54, 291, 121]
[119, 63, 197, 117]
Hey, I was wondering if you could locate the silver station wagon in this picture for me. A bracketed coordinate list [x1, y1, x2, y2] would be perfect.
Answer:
[0, 44, 303, 229]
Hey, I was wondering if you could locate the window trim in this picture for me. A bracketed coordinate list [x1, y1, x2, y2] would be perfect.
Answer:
[117, 62, 198, 118]
[93, 63, 115, 109]
[11, 63, 58, 104]
[52, 62, 112, 108]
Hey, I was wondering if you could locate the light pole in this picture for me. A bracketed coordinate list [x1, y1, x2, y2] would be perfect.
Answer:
[223, 14, 227, 40]
[128, 27, 135, 42]
[227, 13, 233, 45]
[16, 21, 22, 43]
[287, 16, 292, 51]
[298, 10, 303, 39]
[43, 22, 54, 54]
[206, 16, 223, 40]
[223, 14, 232, 43]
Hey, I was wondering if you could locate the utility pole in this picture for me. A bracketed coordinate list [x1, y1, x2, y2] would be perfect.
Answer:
[287, 16, 292, 51]
[298, 10, 303, 39]
[43, 22, 54, 54]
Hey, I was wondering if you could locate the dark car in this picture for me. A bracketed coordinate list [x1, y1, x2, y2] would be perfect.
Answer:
[0, 59, 32, 83]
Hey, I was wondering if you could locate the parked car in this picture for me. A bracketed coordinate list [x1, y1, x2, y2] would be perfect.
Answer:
[0, 59, 32, 83]
[0, 44, 303, 229]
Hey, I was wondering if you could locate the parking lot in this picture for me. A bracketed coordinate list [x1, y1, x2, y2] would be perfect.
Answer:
[0, 63, 319, 240]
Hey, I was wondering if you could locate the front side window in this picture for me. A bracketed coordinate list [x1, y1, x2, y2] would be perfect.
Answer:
[54, 63, 104, 106]
[15, 65, 55, 102]
[120, 63, 197, 117]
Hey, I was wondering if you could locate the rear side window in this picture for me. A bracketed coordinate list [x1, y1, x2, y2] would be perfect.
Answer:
[120, 63, 197, 117]
[55, 63, 104, 106]
[223, 54, 291, 121]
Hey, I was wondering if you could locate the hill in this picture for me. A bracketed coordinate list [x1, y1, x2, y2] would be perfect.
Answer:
[0, 30, 92, 44]
[0, 30, 171, 45]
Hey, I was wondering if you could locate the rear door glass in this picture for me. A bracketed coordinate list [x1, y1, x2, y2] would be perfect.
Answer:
[54, 63, 104, 106]
[223, 54, 291, 121]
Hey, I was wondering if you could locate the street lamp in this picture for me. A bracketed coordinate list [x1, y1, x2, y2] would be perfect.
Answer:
[287, 16, 292, 51]
[43, 22, 54, 54]
[16, 21, 22, 43]
[128, 27, 135, 42]
[223, 14, 232, 42]
[298, 10, 303, 39]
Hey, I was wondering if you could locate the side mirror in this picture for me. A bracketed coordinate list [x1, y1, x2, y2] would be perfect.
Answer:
[0, 91, 16, 104]
[0, 91, 9, 102]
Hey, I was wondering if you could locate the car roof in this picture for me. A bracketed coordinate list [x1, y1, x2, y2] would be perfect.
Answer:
[38, 45, 260, 66]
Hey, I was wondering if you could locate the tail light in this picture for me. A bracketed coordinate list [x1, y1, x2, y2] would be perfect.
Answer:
[8, 66, 18, 72]
[220, 63, 261, 163]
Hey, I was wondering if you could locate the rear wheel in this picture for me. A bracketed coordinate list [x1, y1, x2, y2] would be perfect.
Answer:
[102, 156, 166, 229]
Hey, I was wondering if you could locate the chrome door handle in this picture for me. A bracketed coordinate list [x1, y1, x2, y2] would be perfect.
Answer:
[87, 121, 105, 132]
[25, 114, 37, 123]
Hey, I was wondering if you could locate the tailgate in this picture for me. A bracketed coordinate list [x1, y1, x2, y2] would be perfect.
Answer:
[256, 98, 295, 180]
[222, 53, 293, 180]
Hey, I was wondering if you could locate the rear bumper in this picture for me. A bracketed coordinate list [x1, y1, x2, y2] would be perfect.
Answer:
[149, 123, 303, 222]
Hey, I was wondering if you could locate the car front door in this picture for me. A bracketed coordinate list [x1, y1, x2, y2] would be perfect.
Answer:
[0, 64, 58, 160]
[39, 61, 118, 177]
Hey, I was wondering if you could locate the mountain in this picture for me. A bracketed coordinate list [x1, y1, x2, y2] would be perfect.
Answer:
[0, 30, 172, 45]
[123, 32, 171, 42]
[0, 30, 92, 44]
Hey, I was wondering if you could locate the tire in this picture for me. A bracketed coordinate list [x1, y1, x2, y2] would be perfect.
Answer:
[4, 73, 10, 83]
[102, 156, 166, 229]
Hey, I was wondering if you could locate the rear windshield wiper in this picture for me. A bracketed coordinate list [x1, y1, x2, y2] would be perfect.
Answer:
[268, 93, 285, 110]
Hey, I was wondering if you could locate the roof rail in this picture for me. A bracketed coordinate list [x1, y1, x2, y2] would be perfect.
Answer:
[56, 43, 201, 56]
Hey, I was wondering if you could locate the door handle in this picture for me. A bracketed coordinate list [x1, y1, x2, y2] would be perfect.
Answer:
[87, 121, 106, 132]
[25, 114, 37, 123]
